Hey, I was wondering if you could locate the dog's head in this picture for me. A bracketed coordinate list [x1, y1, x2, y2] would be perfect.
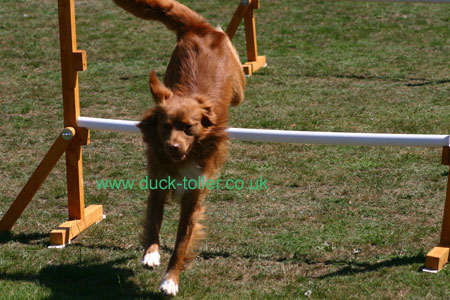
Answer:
[138, 71, 216, 163]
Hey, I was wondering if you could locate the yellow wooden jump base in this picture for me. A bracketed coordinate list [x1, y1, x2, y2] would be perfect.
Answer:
[0, 0, 449, 273]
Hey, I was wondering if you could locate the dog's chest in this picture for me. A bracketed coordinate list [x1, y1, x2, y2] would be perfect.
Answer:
[172, 162, 203, 200]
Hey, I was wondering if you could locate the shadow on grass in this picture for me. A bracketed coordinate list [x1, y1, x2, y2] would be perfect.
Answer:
[0, 231, 47, 244]
[405, 79, 450, 87]
[292, 72, 450, 87]
[195, 248, 427, 279]
[0, 256, 165, 300]
[316, 253, 425, 279]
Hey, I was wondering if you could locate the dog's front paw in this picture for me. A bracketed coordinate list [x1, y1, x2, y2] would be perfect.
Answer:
[160, 274, 179, 296]
[141, 251, 160, 269]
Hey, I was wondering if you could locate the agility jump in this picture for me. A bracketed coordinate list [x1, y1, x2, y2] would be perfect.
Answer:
[0, 0, 449, 272]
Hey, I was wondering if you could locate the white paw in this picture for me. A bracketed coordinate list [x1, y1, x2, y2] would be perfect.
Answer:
[160, 276, 179, 296]
[141, 251, 160, 268]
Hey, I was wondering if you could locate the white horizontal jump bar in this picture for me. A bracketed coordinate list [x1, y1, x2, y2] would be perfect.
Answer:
[78, 116, 141, 133]
[229, 128, 449, 147]
[77, 116, 450, 147]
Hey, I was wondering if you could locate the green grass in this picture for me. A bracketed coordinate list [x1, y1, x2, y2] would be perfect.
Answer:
[1, 0, 450, 299]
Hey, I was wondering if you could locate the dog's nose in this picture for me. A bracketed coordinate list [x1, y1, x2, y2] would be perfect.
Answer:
[166, 143, 180, 154]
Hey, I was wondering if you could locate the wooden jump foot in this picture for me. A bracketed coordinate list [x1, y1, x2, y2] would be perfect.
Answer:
[50, 204, 103, 246]
[243, 55, 266, 76]
[425, 246, 449, 271]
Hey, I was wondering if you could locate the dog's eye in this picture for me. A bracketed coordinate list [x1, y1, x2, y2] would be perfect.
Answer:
[183, 124, 193, 135]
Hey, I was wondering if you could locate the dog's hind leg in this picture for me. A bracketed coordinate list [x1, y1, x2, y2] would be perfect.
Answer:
[142, 189, 168, 269]
[160, 190, 205, 296]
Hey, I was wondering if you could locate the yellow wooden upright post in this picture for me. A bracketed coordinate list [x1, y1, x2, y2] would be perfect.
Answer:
[425, 146, 450, 271]
[57, 0, 86, 221]
[439, 146, 450, 246]
[226, 0, 266, 76]
[242, 0, 266, 76]
[49, 0, 103, 246]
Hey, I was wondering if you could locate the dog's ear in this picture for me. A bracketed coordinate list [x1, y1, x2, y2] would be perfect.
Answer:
[197, 97, 216, 128]
[149, 70, 172, 105]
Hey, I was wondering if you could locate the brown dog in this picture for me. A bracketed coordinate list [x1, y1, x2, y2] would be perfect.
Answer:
[113, 0, 245, 295]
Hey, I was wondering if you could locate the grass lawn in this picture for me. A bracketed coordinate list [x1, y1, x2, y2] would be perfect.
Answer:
[1, 0, 449, 299]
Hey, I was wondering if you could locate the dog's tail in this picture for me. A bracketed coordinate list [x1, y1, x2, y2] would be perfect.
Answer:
[113, 0, 210, 36]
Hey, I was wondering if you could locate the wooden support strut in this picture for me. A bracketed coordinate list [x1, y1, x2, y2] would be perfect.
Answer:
[226, 0, 266, 76]
[0, 128, 76, 231]
[425, 146, 450, 271]
[226, 0, 252, 40]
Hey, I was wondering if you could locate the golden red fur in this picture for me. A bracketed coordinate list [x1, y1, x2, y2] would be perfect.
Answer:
[113, 0, 245, 295]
